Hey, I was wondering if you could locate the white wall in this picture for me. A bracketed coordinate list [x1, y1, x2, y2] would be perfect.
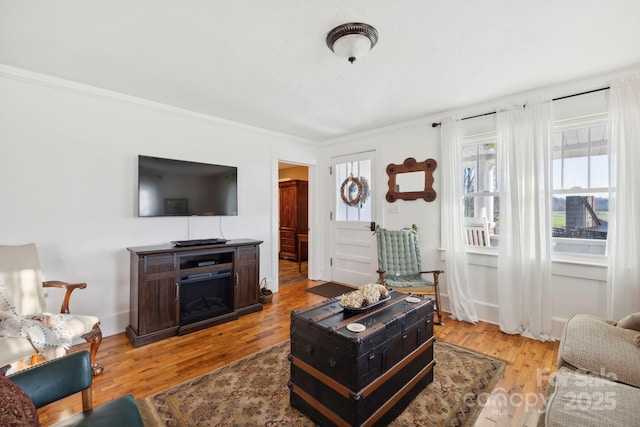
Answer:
[2, 63, 638, 341]
[0, 67, 319, 337]
[313, 121, 444, 282]
[317, 116, 606, 339]
[318, 65, 640, 339]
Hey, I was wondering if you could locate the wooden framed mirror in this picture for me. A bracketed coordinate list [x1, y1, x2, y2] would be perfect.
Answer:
[385, 157, 437, 202]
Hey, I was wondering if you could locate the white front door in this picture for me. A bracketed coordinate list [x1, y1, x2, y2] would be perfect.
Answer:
[330, 151, 378, 286]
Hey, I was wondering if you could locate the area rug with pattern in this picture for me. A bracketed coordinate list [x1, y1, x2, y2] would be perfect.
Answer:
[138, 340, 506, 427]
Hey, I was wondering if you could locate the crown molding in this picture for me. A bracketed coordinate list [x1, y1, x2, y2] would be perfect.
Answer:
[0, 64, 314, 145]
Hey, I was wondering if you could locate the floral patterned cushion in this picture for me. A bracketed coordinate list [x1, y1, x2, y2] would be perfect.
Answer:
[0, 375, 39, 426]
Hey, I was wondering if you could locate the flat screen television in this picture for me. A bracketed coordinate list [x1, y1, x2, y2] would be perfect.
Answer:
[138, 155, 238, 217]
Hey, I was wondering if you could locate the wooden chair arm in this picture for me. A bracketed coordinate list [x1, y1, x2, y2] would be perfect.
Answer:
[420, 270, 444, 284]
[43, 281, 87, 314]
[376, 269, 387, 287]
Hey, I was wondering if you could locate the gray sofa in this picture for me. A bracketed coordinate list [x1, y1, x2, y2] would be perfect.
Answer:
[540, 313, 640, 426]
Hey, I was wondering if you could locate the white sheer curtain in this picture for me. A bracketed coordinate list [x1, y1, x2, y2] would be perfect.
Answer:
[496, 101, 553, 340]
[607, 75, 640, 320]
[440, 118, 478, 323]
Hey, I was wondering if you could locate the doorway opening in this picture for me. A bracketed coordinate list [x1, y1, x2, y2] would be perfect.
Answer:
[278, 162, 309, 287]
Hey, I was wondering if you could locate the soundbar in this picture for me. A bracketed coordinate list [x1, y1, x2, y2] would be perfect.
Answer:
[171, 238, 229, 247]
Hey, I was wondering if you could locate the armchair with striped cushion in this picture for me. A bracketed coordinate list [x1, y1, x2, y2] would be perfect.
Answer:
[375, 225, 444, 324]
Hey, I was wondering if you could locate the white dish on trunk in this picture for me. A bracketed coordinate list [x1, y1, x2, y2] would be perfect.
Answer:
[346, 323, 366, 333]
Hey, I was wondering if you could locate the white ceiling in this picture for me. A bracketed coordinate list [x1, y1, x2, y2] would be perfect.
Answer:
[2, 1, 640, 142]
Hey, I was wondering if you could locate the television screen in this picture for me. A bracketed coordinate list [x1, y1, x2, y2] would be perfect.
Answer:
[138, 155, 238, 217]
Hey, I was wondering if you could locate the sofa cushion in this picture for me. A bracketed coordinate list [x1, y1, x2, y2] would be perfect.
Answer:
[0, 374, 39, 426]
[617, 312, 640, 332]
[542, 367, 637, 427]
[558, 314, 640, 388]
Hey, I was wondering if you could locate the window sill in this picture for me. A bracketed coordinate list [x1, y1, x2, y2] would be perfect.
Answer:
[439, 247, 608, 269]
[550, 252, 607, 268]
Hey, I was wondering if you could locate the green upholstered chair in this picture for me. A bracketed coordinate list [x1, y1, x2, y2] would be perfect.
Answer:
[375, 225, 444, 324]
[8, 350, 144, 427]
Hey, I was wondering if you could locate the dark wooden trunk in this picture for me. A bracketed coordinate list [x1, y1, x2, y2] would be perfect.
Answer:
[289, 291, 435, 426]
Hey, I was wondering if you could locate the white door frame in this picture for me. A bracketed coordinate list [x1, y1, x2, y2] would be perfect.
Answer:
[271, 155, 315, 292]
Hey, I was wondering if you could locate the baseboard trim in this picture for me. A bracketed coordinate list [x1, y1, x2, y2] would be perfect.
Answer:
[440, 294, 566, 340]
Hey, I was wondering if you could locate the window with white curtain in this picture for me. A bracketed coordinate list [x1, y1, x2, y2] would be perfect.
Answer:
[462, 134, 499, 246]
[552, 114, 609, 255]
[460, 113, 610, 256]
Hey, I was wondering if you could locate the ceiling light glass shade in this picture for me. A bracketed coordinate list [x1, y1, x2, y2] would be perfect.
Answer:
[326, 23, 378, 64]
[331, 34, 372, 61]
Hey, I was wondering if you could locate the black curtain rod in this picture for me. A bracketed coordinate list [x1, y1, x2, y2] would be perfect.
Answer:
[431, 86, 610, 128]
[551, 86, 609, 102]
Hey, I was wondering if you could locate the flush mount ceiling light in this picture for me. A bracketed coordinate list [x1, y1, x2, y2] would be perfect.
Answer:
[326, 22, 378, 64]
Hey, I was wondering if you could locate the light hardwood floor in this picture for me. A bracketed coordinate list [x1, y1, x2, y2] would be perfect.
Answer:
[279, 258, 308, 286]
[35, 279, 559, 427]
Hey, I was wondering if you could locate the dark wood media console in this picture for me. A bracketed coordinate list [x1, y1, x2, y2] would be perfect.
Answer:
[126, 239, 263, 347]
